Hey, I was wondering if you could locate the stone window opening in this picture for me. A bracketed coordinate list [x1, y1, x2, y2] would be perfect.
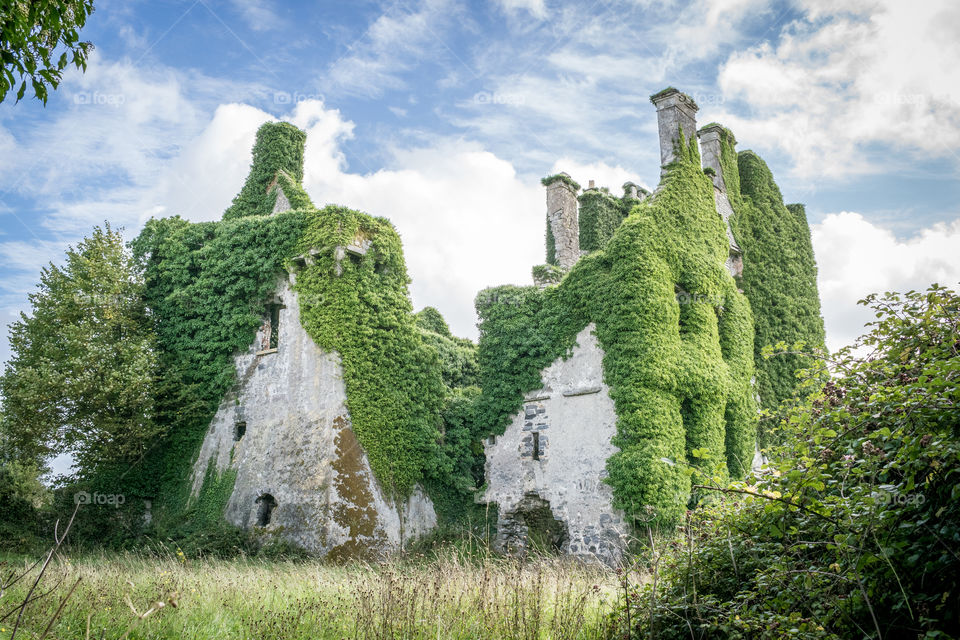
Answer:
[268, 303, 283, 350]
[532, 432, 541, 460]
[255, 493, 277, 527]
[233, 421, 246, 442]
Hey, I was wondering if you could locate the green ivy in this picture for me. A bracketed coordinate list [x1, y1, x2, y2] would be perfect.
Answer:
[540, 173, 581, 191]
[293, 205, 447, 497]
[129, 211, 306, 522]
[223, 122, 311, 220]
[717, 136, 826, 424]
[477, 131, 757, 528]
[531, 263, 566, 285]
[578, 188, 630, 253]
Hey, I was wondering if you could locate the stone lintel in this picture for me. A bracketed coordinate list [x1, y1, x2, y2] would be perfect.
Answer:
[561, 386, 602, 397]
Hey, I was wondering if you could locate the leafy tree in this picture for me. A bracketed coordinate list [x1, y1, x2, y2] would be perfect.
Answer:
[617, 284, 960, 639]
[0, 224, 160, 477]
[0, 0, 95, 104]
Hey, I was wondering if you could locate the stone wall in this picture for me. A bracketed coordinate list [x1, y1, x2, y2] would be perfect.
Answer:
[651, 88, 699, 172]
[545, 175, 581, 269]
[189, 275, 436, 557]
[482, 325, 628, 566]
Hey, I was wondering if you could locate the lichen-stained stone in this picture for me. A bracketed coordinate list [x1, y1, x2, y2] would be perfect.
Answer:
[482, 324, 629, 567]
[189, 276, 436, 557]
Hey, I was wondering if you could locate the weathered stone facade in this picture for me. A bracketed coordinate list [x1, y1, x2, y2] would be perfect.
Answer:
[482, 325, 629, 566]
[698, 124, 744, 278]
[651, 87, 699, 173]
[189, 276, 436, 558]
[545, 173, 581, 269]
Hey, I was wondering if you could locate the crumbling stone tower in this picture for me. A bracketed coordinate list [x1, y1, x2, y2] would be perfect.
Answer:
[544, 173, 581, 269]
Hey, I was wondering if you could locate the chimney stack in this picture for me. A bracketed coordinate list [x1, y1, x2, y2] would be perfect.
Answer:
[544, 173, 580, 269]
[697, 123, 731, 192]
[650, 88, 699, 173]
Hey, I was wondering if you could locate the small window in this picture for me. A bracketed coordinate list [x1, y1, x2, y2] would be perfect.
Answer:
[233, 421, 246, 442]
[488, 435, 496, 446]
[268, 304, 283, 350]
[532, 432, 541, 460]
[255, 494, 277, 527]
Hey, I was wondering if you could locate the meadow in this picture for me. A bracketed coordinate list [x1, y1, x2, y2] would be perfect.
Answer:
[0, 548, 626, 640]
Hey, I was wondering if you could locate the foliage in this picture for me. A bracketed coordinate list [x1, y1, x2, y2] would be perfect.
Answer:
[0, 0, 94, 104]
[415, 306, 452, 337]
[0, 224, 159, 476]
[721, 139, 826, 420]
[532, 263, 566, 285]
[578, 188, 631, 253]
[0, 461, 48, 550]
[129, 211, 305, 512]
[422, 386, 490, 525]
[540, 173, 581, 191]
[477, 132, 757, 528]
[294, 205, 447, 497]
[617, 285, 960, 639]
[222, 122, 311, 220]
[416, 306, 480, 390]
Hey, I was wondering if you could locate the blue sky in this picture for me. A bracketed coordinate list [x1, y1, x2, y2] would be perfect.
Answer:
[1, 0, 959, 368]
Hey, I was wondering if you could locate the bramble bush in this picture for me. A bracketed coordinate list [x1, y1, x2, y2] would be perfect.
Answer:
[615, 285, 960, 639]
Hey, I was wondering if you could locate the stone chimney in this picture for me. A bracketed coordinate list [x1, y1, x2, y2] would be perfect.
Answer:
[697, 123, 730, 192]
[544, 173, 580, 269]
[650, 88, 699, 173]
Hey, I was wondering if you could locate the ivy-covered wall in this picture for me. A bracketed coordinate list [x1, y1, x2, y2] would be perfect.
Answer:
[127, 122, 476, 536]
[223, 122, 313, 220]
[292, 205, 447, 497]
[714, 132, 826, 419]
[476, 133, 757, 528]
[129, 211, 307, 519]
[578, 188, 629, 253]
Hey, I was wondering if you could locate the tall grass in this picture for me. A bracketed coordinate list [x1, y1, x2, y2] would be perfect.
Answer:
[0, 547, 624, 639]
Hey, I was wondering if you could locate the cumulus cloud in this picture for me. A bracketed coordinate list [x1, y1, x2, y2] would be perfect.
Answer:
[294, 106, 542, 338]
[715, 0, 960, 178]
[811, 212, 960, 352]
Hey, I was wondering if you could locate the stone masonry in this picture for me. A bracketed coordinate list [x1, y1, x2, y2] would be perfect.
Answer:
[190, 274, 436, 558]
[545, 173, 581, 269]
[482, 325, 629, 567]
[698, 123, 744, 278]
[651, 88, 700, 173]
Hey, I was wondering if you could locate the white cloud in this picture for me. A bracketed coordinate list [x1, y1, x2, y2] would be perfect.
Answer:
[811, 212, 960, 352]
[295, 108, 543, 338]
[324, 0, 460, 98]
[229, 0, 284, 32]
[715, 0, 960, 178]
[494, 0, 547, 19]
[549, 158, 652, 195]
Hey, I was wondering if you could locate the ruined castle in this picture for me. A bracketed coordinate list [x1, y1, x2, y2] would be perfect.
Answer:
[140, 87, 823, 566]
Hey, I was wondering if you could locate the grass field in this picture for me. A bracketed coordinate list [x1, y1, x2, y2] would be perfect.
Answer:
[0, 548, 626, 639]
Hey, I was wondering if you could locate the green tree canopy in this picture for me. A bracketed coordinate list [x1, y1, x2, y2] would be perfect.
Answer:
[0, 0, 95, 104]
[0, 224, 159, 477]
